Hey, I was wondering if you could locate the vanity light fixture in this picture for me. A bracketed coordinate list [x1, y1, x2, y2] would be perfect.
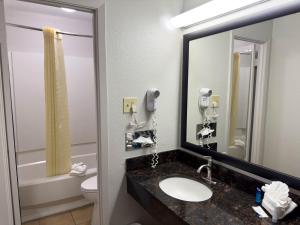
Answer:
[170, 0, 268, 28]
[61, 7, 76, 13]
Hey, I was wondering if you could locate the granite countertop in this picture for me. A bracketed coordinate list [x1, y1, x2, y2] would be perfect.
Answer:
[126, 150, 300, 225]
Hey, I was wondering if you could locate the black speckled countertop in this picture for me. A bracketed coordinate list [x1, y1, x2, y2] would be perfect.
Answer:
[126, 150, 300, 225]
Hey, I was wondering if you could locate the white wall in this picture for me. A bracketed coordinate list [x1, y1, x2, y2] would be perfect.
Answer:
[186, 31, 231, 152]
[182, 0, 211, 12]
[106, 0, 183, 224]
[233, 20, 273, 42]
[263, 13, 300, 178]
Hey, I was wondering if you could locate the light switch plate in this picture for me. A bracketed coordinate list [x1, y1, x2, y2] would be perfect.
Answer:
[211, 95, 220, 107]
[123, 97, 138, 113]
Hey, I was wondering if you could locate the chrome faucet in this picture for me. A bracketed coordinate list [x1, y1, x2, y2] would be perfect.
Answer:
[197, 156, 216, 185]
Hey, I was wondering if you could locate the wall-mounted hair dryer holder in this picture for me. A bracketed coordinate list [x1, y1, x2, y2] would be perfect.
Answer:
[125, 130, 156, 151]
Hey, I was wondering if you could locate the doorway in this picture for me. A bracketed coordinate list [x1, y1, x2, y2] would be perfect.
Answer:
[2, 1, 102, 225]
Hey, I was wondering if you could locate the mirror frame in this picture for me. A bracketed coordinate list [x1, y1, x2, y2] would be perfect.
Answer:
[181, 2, 300, 190]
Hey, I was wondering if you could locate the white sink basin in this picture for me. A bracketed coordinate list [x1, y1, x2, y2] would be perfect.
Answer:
[159, 177, 212, 202]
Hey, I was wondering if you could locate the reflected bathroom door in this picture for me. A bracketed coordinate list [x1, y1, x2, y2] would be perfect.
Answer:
[237, 52, 253, 161]
[232, 38, 262, 162]
[237, 41, 262, 163]
[245, 44, 258, 162]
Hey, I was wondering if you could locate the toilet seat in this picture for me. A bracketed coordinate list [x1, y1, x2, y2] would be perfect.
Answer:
[81, 176, 98, 193]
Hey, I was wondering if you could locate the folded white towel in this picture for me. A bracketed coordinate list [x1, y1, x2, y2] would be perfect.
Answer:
[261, 181, 297, 222]
[70, 163, 87, 177]
[262, 181, 290, 208]
[262, 181, 289, 195]
[72, 162, 84, 170]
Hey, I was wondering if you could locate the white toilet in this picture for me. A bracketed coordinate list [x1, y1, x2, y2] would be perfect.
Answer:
[81, 176, 99, 225]
[227, 139, 246, 160]
[81, 176, 142, 225]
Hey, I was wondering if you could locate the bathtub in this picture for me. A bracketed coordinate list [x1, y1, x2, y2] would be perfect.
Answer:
[18, 153, 97, 207]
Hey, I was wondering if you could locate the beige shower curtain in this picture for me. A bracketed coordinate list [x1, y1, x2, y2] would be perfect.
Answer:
[228, 53, 240, 146]
[43, 27, 71, 176]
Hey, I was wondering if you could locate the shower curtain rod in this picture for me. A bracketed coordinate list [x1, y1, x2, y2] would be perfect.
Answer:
[6, 23, 93, 38]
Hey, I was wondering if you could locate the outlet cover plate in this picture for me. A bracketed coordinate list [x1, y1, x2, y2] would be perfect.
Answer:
[211, 95, 220, 107]
[123, 97, 138, 113]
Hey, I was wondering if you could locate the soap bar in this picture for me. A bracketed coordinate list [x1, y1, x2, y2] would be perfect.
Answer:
[252, 206, 269, 218]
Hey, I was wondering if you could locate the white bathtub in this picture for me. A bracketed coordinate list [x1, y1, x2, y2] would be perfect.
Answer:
[18, 153, 97, 207]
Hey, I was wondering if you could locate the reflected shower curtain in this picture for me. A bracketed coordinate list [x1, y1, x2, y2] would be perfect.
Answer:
[228, 53, 240, 146]
[43, 27, 71, 176]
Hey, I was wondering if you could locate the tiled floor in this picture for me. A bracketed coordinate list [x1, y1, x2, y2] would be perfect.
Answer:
[23, 205, 93, 225]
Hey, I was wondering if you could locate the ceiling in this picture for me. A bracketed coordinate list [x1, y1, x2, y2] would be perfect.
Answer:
[4, 0, 93, 21]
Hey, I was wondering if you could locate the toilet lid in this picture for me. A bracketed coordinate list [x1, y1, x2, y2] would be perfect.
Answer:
[81, 176, 97, 192]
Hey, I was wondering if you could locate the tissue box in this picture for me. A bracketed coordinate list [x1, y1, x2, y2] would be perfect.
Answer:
[262, 196, 297, 222]
[262, 199, 282, 221]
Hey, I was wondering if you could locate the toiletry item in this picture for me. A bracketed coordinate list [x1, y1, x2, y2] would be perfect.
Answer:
[256, 187, 262, 205]
[252, 206, 269, 218]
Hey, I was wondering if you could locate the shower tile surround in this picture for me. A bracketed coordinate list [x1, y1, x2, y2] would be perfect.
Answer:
[126, 150, 300, 225]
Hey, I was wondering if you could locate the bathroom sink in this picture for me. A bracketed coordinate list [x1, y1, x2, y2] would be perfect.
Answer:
[159, 177, 212, 202]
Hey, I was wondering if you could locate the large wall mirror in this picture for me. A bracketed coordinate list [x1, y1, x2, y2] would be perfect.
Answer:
[181, 9, 300, 189]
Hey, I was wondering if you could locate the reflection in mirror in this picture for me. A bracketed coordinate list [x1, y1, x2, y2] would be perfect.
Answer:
[228, 39, 258, 161]
[186, 12, 300, 178]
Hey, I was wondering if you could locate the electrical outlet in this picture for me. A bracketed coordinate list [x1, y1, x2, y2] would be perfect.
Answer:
[123, 97, 138, 113]
[211, 95, 220, 107]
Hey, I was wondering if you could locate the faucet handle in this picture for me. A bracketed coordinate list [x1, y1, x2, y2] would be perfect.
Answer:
[203, 155, 212, 160]
[203, 156, 211, 159]
[203, 156, 212, 165]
